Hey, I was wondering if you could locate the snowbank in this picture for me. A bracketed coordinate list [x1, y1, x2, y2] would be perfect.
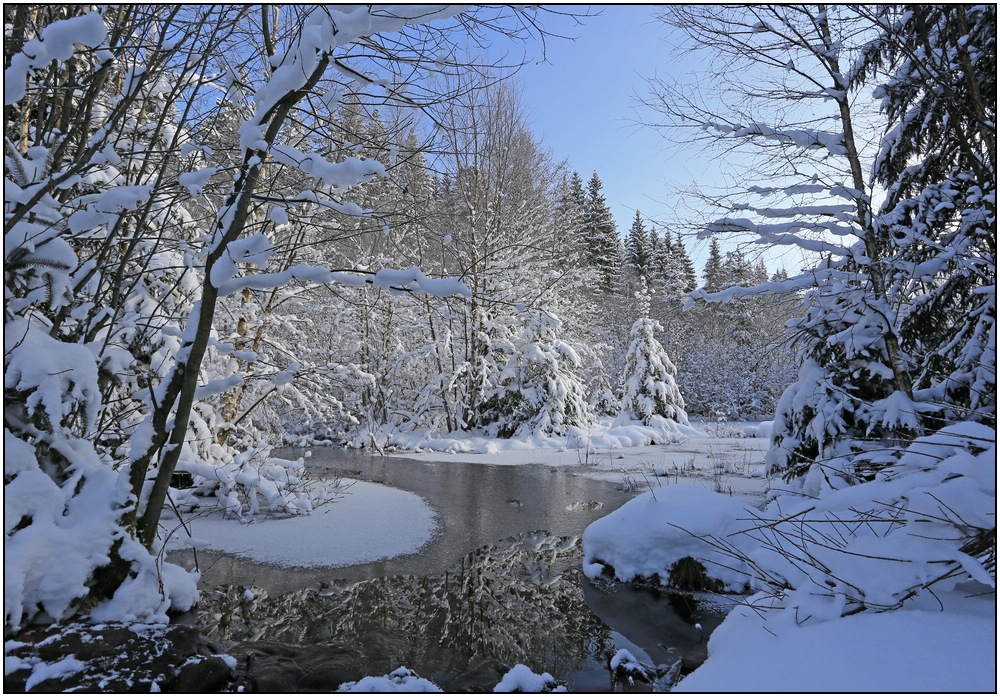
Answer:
[387, 417, 703, 457]
[675, 587, 995, 692]
[582, 421, 997, 691]
[582, 485, 758, 590]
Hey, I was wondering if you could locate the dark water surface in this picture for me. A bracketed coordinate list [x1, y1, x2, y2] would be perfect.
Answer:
[174, 448, 732, 690]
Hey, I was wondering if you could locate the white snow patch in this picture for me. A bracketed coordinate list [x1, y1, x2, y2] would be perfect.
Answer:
[337, 666, 442, 692]
[676, 589, 995, 692]
[582, 485, 758, 590]
[493, 664, 566, 692]
[24, 655, 85, 691]
[166, 480, 436, 567]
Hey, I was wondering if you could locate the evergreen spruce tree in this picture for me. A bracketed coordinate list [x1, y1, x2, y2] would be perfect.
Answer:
[624, 210, 652, 276]
[647, 226, 664, 282]
[584, 172, 623, 293]
[857, 4, 996, 432]
[672, 233, 699, 295]
[478, 311, 593, 437]
[553, 170, 589, 268]
[720, 249, 760, 288]
[650, 227, 686, 303]
[621, 278, 688, 426]
[702, 237, 726, 292]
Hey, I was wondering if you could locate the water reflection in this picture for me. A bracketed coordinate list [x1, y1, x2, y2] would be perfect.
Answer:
[196, 533, 728, 691]
[179, 450, 732, 690]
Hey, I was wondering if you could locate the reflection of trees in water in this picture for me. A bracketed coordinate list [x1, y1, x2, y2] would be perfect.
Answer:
[197, 533, 617, 685]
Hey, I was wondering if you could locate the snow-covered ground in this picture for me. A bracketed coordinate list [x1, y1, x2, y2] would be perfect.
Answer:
[674, 586, 995, 692]
[390, 418, 774, 506]
[579, 421, 997, 693]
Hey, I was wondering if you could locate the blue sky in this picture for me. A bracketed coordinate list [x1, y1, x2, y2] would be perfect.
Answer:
[494, 5, 810, 278]
[510, 6, 717, 266]
[517, 7, 676, 222]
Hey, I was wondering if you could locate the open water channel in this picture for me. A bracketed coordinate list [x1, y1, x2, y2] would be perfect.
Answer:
[172, 448, 736, 691]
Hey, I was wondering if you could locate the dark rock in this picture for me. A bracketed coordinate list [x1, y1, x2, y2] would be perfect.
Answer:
[680, 642, 708, 675]
[228, 641, 366, 692]
[171, 656, 234, 692]
[446, 657, 510, 692]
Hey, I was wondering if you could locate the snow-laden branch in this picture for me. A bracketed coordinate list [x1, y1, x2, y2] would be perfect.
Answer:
[214, 262, 472, 299]
[705, 121, 848, 156]
[4, 12, 108, 105]
[700, 217, 856, 254]
[268, 145, 386, 189]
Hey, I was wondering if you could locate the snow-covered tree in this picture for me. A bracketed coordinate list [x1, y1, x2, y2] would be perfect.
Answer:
[479, 311, 593, 438]
[620, 279, 688, 426]
[648, 227, 694, 303]
[633, 4, 995, 627]
[430, 74, 607, 433]
[624, 210, 652, 277]
[856, 5, 996, 432]
[645, 5, 923, 486]
[671, 232, 699, 296]
[701, 238, 726, 293]
[553, 170, 591, 270]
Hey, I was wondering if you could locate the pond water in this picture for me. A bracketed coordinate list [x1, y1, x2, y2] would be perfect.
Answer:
[173, 448, 736, 691]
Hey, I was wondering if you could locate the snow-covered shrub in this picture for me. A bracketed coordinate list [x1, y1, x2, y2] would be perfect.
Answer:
[609, 649, 658, 689]
[4, 331, 196, 630]
[748, 422, 995, 622]
[172, 443, 341, 521]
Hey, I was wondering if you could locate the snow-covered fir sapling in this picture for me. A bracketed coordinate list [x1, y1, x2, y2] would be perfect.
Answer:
[620, 277, 689, 427]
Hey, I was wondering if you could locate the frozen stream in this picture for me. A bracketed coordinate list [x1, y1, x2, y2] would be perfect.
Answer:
[172, 448, 735, 690]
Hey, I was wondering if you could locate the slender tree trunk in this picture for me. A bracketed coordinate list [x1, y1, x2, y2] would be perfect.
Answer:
[818, 5, 914, 400]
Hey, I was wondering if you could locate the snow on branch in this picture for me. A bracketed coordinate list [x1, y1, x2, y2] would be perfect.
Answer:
[705, 121, 848, 156]
[732, 203, 857, 219]
[213, 262, 471, 299]
[4, 12, 108, 105]
[268, 144, 386, 189]
[700, 218, 855, 255]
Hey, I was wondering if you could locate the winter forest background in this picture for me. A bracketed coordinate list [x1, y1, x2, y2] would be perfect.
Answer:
[4, 2, 995, 659]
